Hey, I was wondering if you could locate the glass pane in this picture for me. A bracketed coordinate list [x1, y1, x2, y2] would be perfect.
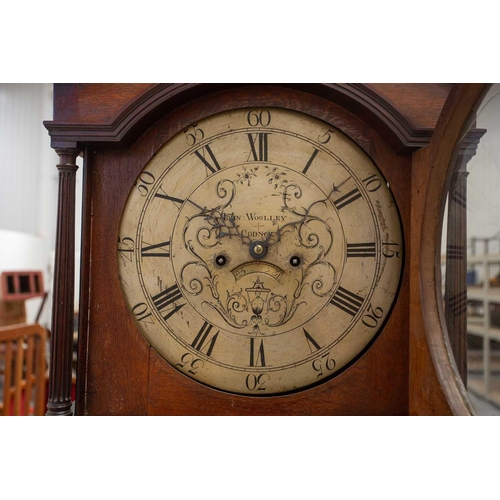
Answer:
[442, 84, 500, 415]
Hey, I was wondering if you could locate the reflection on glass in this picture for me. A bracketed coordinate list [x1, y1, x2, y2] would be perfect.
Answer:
[443, 84, 500, 415]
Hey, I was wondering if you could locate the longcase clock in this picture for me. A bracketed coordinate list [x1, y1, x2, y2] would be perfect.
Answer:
[44, 83, 489, 415]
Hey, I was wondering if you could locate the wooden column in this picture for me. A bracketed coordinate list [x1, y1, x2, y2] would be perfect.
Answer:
[445, 168, 469, 383]
[444, 129, 485, 384]
[46, 147, 80, 416]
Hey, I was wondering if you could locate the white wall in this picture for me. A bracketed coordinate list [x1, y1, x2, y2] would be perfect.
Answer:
[0, 84, 57, 235]
[467, 84, 500, 245]
[0, 83, 83, 327]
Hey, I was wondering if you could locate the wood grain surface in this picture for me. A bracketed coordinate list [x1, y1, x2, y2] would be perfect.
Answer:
[409, 83, 491, 416]
[73, 86, 411, 415]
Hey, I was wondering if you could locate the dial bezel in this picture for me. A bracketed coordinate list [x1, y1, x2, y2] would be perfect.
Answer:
[117, 106, 405, 396]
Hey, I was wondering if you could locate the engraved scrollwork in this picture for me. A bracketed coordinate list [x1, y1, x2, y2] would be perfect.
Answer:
[175, 166, 340, 335]
[264, 184, 334, 259]
[204, 289, 249, 329]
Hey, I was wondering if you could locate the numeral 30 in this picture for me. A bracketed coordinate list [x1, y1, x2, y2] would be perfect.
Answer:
[245, 373, 270, 391]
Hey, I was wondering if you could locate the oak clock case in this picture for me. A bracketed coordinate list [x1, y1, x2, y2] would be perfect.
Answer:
[117, 107, 403, 396]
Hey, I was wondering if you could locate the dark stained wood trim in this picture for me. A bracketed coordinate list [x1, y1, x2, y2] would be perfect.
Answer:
[44, 83, 441, 153]
[46, 147, 80, 416]
[77, 88, 410, 415]
[75, 147, 92, 416]
[332, 84, 434, 150]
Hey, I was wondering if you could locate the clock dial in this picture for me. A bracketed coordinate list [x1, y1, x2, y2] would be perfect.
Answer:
[117, 108, 404, 395]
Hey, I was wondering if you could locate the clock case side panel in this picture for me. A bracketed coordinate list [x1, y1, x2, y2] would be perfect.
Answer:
[409, 83, 491, 416]
[76, 146, 155, 415]
[75, 147, 91, 416]
[76, 85, 411, 415]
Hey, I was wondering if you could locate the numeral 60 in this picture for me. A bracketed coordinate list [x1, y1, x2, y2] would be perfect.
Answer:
[247, 109, 271, 127]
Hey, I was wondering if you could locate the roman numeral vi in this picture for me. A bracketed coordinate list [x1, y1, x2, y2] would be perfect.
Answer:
[249, 338, 266, 367]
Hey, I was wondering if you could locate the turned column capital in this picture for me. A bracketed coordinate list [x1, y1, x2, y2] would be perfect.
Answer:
[55, 147, 81, 169]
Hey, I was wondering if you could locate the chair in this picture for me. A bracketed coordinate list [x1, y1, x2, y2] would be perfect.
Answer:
[0, 324, 47, 416]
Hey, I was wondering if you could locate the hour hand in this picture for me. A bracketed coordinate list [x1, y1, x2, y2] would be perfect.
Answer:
[330, 176, 351, 196]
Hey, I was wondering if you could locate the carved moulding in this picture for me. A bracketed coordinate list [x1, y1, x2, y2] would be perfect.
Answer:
[44, 83, 442, 153]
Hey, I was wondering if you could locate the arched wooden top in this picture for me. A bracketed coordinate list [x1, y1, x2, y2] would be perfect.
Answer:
[44, 83, 450, 153]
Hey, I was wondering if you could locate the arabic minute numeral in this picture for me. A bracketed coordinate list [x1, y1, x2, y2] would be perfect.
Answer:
[318, 128, 336, 144]
[312, 352, 336, 379]
[247, 109, 271, 127]
[382, 240, 401, 259]
[117, 236, 134, 262]
[362, 304, 384, 328]
[245, 373, 270, 391]
[183, 123, 205, 146]
[131, 302, 154, 324]
[175, 352, 204, 375]
[134, 171, 155, 196]
[362, 174, 382, 192]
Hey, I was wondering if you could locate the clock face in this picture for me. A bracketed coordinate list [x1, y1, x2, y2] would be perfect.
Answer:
[117, 108, 404, 395]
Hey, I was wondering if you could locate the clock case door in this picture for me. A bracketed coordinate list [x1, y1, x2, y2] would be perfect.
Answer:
[46, 84, 458, 415]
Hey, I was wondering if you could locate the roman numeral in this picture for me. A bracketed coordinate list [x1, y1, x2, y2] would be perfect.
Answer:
[333, 188, 362, 210]
[330, 287, 364, 316]
[152, 283, 185, 320]
[191, 321, 219, 357]
[155, 191, 185, 205]
[302, 148, 319, 174]
[249, 338, 266, 367]
[194, 144, 221, 173]
[446, 244, 464, 260]
[303, 328, 321, 353]
[347, 242, 376, 258]
[247, 133, 269, 161]
[141, 240, 170, 258]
